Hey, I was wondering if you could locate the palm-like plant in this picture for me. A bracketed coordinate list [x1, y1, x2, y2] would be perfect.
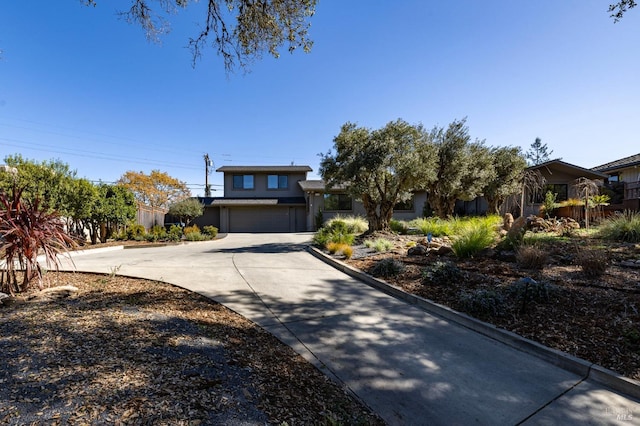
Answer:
[0, 186, 77, 294]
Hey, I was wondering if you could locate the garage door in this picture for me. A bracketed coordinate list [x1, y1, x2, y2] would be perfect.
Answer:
[228, 207, 290, 232]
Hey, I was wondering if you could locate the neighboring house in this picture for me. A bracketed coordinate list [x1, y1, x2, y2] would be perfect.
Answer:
[519, 159, 608, 217]
[592, 153, 640, 211]
[192, 165, 311, 233]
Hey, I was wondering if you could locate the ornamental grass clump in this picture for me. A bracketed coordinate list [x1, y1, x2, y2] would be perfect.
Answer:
[0, 186, 77, 295]
[364, 238, 394, 252]
[369, 258, 405, 278]
[598, 210, 640, 243]
[313, 220, 355, 247]
[451, 221, 497, 258]
[515, 245, 548, 270]
[575, 247, 610, 277]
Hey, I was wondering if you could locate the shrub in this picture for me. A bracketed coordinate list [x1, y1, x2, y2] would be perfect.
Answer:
[408, 217, 452, 237]
[183, 224, 200, 235]
[369, 258, 406, 278]
[575, 248, 609, 277]
[324, 215, 368, 234]
[459, 289, 505, 318]
[508, 277, 555, 313]
[422, 261, 463, 285]
[0, 187, 77, 294]
[202, 225, 218, 238]
[184, 231, 207, 241]
[598, 210, 640, 243]
[451, 222, 496, 258]
[313, 220, 355, 247]
[364, 238, 394, 252]
[167, 224, 183, 241]
[126, 223, 146, 240]
[325, 242, 352, 258]
[390, 219, 408, 234]
[541, 191, 557, 218]
[515, 245, 548, 270]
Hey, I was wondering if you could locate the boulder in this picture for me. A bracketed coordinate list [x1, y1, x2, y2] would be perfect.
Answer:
[434, 245, 454, 256]
[503, 213, 514, 231]
[408, 245, 428, 256]
[507, 216, 528, 241]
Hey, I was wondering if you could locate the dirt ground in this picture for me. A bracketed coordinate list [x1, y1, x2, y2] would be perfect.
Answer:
[344, 232, 640, 381]
[0, 272, 383, 426]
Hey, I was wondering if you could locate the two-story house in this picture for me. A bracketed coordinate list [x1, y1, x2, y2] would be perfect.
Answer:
[592, 153, 640, 211]
[193, 165, 311, 233]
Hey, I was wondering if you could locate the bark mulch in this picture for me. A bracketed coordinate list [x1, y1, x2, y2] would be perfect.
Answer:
[0, 273, 384, 426]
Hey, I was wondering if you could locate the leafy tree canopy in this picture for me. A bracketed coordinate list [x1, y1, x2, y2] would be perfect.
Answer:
[0, 155, 77, 213]
[82, 0, 316, 72]
[319, 119, 436, 231]
[118, 169, 190, 210]
[483, 147, 527, 215]
[610, 0, 637, 21]
[425, 119, 495, 218]
[168, 197, 204, 225]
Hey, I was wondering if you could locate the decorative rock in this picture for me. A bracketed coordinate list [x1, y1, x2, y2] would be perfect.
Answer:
[0, 292, 10, 306]
[435, 245, 454, 256]
[408, 245, 428, 256]
[507, 216, 528, 241]
[39, 285, 79, 300]
[503, 213, 514, 231]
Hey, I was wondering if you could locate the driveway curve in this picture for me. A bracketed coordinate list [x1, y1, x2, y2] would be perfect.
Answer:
[59, 233, 640, 425]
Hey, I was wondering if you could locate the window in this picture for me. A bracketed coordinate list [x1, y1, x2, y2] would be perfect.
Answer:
[532, 183, 568, 203]
[394, 197, 414, 212]
[323, 193, 352, 211]
[268, 174, 288, 189]
[233, 175, 254, 190]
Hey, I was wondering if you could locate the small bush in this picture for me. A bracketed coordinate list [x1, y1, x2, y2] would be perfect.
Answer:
[390, 219, 408, 234]
[167, 224, 183, 241]
[202, 225, 218, 238]
[516, 245, 548, 270]
[324, 215, 368, 234]
[183, 224, 200, 235]
[184, 231, 207, 241]
[408, 217, 452, 237]
[422, 261, 463, 285]
[459, 289, 505, 318]
[369, 258, 406, 278]
[575, 248, 609, 277]
[364, 238, 394, 252]
[451, 223, 496, 258]
[508, 277, 555, 313]
[598, 210, 640, 243]
[325, 242, 352, 258]
[313, 220, 355, 247]
[126, 223, 146, 240]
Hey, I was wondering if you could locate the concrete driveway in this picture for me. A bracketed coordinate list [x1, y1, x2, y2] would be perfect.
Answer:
[58, 233, 640, 425]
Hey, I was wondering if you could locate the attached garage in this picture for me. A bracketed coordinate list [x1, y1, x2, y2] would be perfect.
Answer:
[212, 198, 307, 233]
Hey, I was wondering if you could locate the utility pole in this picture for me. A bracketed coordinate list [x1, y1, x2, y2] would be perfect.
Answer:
[204, 154, 213, 197]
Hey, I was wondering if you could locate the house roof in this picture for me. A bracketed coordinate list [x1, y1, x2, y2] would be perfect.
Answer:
[591, 153, 640, 173]
[528, 159, 608, 180]
[216, 165, 312, 173]
[209, 197, 306, 206]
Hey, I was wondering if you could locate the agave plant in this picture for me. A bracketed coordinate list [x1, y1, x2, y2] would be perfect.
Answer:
[0, 186, 77, 295]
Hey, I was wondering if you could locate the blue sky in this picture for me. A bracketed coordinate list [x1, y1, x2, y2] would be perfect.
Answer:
[1, 1, 639, 196]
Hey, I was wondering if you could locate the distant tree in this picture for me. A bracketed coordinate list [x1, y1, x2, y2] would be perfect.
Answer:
[65, 178, 99, 239]
[483, 147, 528, 215]
[87, 184, 137, 244]
[525, 137, 554, 166]
[319, 119, 437, 232]
[610, 0, 637, 21]
[168, 198, 204, 226]
[82, 0, 316, 72]
[118, 170, 190, 211]
[0, 155, 76, 213]
[425, 119, 495, 218]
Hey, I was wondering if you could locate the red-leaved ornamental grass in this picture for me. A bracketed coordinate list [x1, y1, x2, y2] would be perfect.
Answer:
[0, 186, 77, 295]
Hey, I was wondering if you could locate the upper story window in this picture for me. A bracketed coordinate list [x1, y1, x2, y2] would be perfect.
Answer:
[324, 193, 352, 211]
[268, 175, 288, 190]
[233, 175, 254, 190]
